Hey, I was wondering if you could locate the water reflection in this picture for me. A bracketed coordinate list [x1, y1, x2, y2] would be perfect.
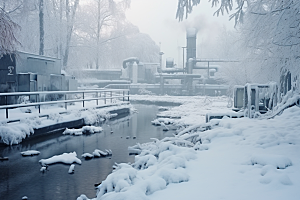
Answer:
[0, 104, 174, 200]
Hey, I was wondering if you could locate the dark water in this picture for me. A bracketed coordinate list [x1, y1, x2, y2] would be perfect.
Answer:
[0, 104, 174, 200]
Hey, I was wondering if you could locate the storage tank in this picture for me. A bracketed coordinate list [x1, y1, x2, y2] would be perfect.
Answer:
[166, 57, 174, 68]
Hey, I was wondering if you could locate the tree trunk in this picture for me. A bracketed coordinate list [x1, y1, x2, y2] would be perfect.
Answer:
[39, 0, 44, 55]
[96, 0, 101, 69]
[63, 0, 79, 69]
[59, 0, 63, 59]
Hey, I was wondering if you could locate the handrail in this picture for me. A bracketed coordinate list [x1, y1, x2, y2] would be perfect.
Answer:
[0, 89, 129, 96]
[0, 89, 130, 119]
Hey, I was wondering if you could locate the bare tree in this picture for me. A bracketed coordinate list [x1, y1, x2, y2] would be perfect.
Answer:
[39, 0, 44, 55]
[176, 0, 200, 21]
[0, 8, 20, 57]
[63, 0, 79, 68]
[177, 0, 300, 91]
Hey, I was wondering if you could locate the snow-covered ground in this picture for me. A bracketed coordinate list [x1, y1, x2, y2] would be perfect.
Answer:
[77, 95, 300, 200]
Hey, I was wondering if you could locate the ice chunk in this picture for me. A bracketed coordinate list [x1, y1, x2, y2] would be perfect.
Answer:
[128, 146, 141, 155]
[158, 106, 169, 111]
[76, 194, 88, 200]
[21, 150, 40, 156]
[63, 128, 82, 136]
[82, 126, 103, 134]
[82, 153, 93, 160]
[63, 126, 103, 136]
[92, 149, 111, 157]
[151, 119, 161, 126]
[40, 166, 47, 172]
[68, 164, 75, 174]
[39, 152, 82, 166]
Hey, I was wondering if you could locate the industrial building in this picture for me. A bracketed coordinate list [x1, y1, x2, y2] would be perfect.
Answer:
[0, 51, 77, 104]
[117, 28, 233, 96]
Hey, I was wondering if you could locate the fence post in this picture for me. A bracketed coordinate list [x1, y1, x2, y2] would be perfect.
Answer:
[65, 94, 67, 110]
[128, 90, 130, 101]
[6, 108, 8, 119]
[104, 92, 106, 104]
[82, 92, 85, 108]
[123, 91, 125, 101]
[110, 91, 112, 103]
[96, 92, 98, 105]
[39, 105, 41, 113]
[100, 92, 101, 104]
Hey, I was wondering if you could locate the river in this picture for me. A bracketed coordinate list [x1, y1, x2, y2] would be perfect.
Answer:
[0, 104, 175, 200]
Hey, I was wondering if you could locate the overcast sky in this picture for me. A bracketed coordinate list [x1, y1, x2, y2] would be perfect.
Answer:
[126, 0, 235, 66]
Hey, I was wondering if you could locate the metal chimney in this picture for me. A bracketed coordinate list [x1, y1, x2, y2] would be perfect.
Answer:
[186, 28, 197, 62]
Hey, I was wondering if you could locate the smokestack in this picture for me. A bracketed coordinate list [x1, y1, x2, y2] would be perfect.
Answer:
[186, 28, 197, 63]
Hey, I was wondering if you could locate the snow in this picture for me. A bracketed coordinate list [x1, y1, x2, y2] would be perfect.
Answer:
[39, 152, 82, 166]
[63, 126, 103, 136]
[40, 166, 47, 172]
[77, 94, 300, 200]
[0, 102, 132, 145]
[21, 150, 40, 156]
[82, 153, 94, 159]
[68, 164, 75, 174]
[81, 149, 112, 159]
[0, 123, 34, 145]
[93, 149, 107, 157]
[131, 95, 231, 126]
[94, 142, 196, 200]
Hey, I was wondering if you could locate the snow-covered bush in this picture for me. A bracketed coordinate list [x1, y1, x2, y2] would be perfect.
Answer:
[88, 141, 196, 200]
[0, 123, 33, 145]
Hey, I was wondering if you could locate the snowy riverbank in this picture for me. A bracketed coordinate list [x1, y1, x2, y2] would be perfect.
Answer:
[0, 102, 133, 145]
[77, 95, 300, 200]
[131, 95, 231, 125]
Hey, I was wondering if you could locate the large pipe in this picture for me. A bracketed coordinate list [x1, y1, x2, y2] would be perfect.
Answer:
[155, 74, 201, 79]
[160, 68, 185, 73]
[193, 66, 219, 71]
[122, 57, 139, 69]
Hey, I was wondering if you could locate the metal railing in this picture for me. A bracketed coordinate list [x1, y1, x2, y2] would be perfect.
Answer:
[0, 89, 130, 119]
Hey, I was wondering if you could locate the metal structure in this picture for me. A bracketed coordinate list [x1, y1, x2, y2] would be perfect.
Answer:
[206, 83, 279, 122]
[0, 89, 129, 119]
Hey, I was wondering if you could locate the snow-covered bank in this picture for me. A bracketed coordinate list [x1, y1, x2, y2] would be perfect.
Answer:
[131, 95, 230, 126]
[0, 103, 133, 145]
[148, 106, 300, 200]
[77, 95, 300, 200]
